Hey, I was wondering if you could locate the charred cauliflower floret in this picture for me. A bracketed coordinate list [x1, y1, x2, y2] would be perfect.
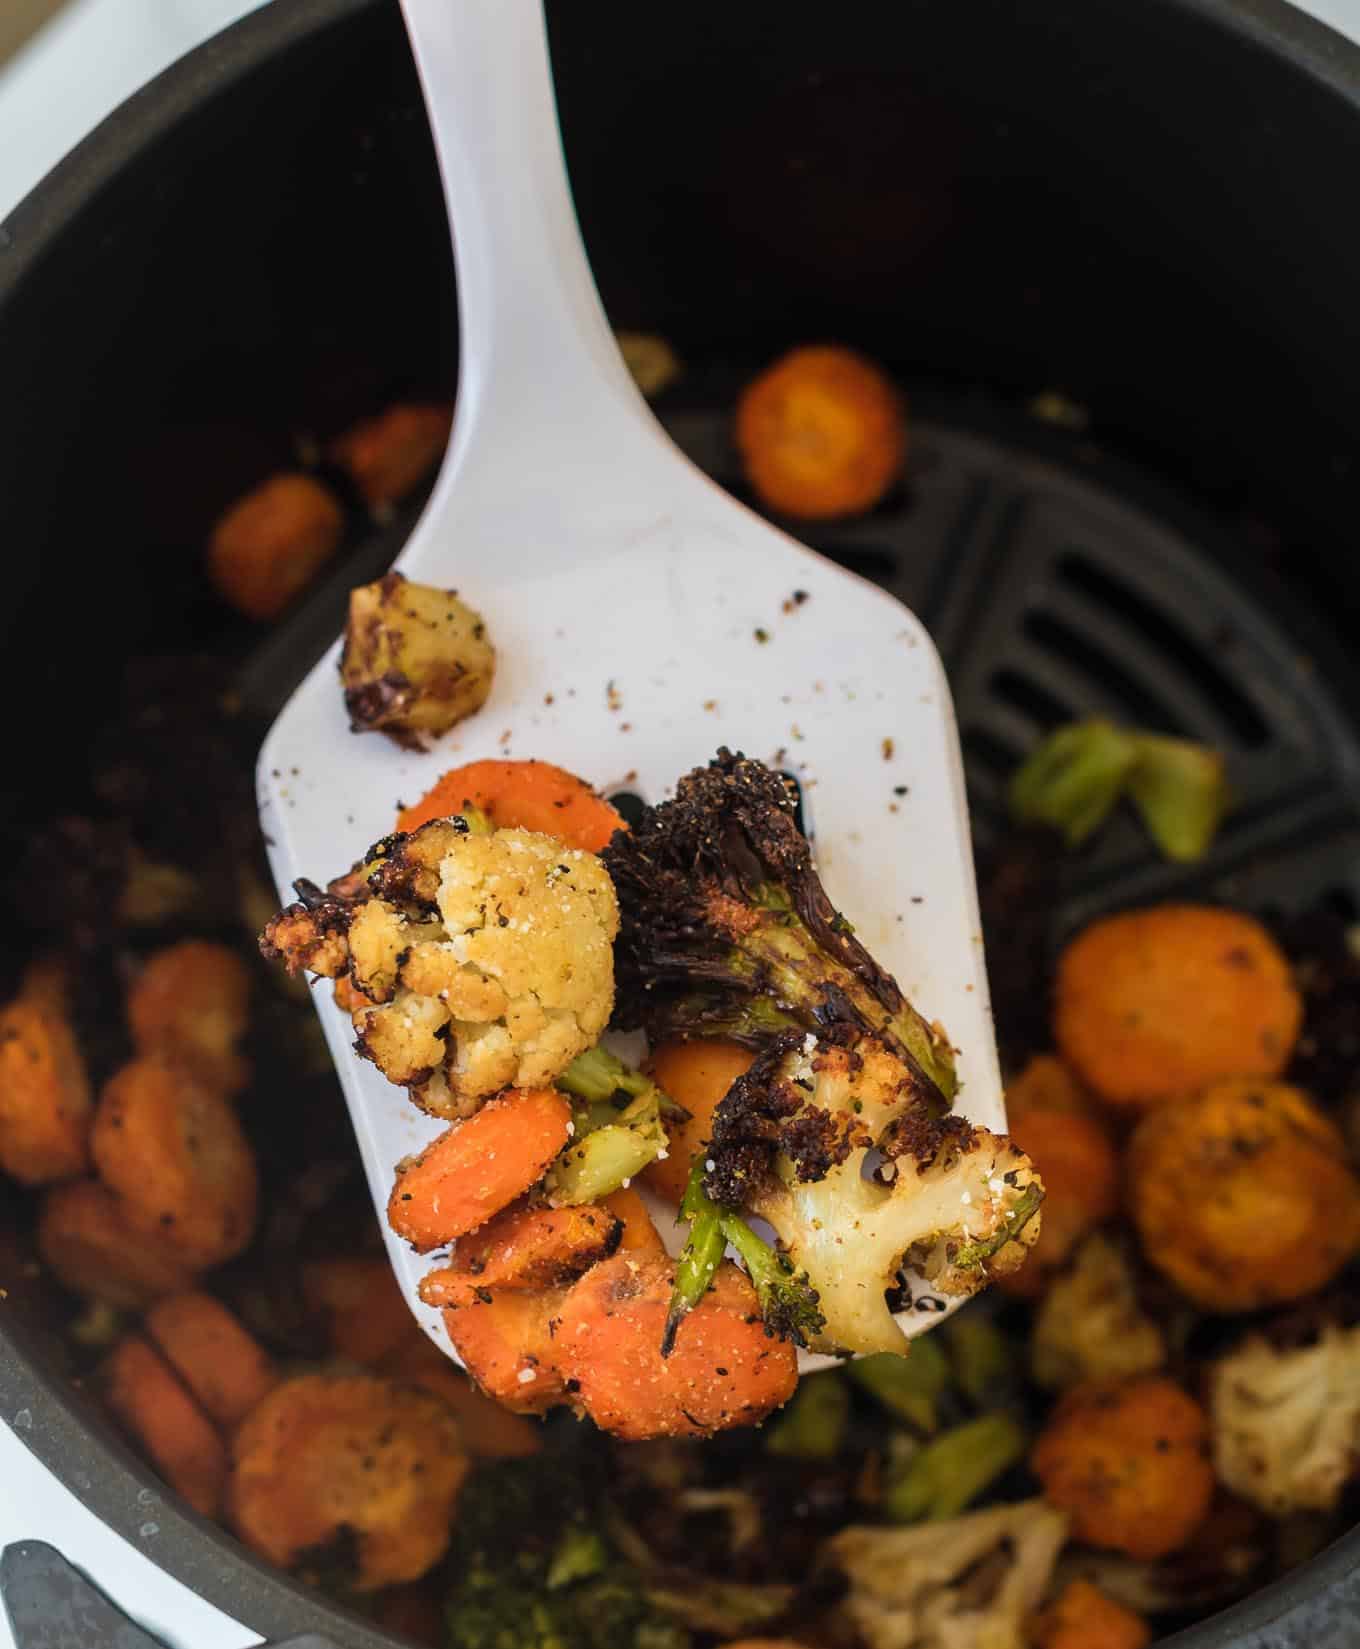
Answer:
[261, 817, 618, 1113]
[1209, 1324, 1360, 1515]
[340, 571, 495, 748]
[702, 1034, 1043, 1356]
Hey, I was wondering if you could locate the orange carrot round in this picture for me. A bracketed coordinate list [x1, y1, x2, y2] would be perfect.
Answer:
[38, 1180, 199, 1308]
[599, 1186, 668, 1259]
[996, 1108, 1120, 1299]
[396, 758, 624, 850]
[301, 1256, 415, 1367]
[440, 1287, 568, 1413]
[556, 1255, 797, 1440]
[418, 1201, 621, 1308]
[144, 1292, 277, 1430]
[379, 1333, 544, 1457]
[0, 995, 92, 1186]
[641, 1039, 756, 1206]
[127, 940, 251, 1098]
[387, 1087, 572, 1250]
[104, 1335, 228, 1517]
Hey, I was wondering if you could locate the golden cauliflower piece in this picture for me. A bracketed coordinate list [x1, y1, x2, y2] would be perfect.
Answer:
[262, 820, 618, 1115]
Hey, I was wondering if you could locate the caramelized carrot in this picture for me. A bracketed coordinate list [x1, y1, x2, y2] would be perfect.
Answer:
[440, 1287, 568, 1413]
[387, 1088, 572, 1250]
[301, 1256, 415, 1367]
[996, 1108, 1120, 1299]
[0, 994, 92, 1186]
[207, 473, 345, 622]
[418, 1201, 621, 1308]
[641, 1039, 756, 1205]
[396, 758, 624, 850]
[104, 1335, 227, 1517]
[144, 1292, 277, 1430]
[91, 1056, 258, 1267]
[328, 403, 454, 508]
[1030, 1579, 1152, 1649]
[126, 940, 251, 1097]
[38, 1180, 198, 1308]
[379, 1332, 543, 1458]
[556, 1255, 797, 1441]
[600, 1186, 668, 1258]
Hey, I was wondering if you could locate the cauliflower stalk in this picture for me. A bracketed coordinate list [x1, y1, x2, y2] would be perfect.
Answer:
[824, 1498, 1069, 1649]
[260, 815, 618, 1114]
[1210, 1324, 1360, 1515]
[704, 1036, 1043, 1356]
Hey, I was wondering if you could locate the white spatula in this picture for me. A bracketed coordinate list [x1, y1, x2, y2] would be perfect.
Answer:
[257, 0, 1001, 1372]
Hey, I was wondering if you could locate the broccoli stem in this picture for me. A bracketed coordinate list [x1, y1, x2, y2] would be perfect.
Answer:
[950, 1181, 1044, 1269]
[764, 1370, 850, 1461]
[883, 1412, 1027, 1523]
[1009, 720, 1140, 846]
[1125, 733, 1229, 862]
[847, 1341, 951, 1434]
[663, 1158, 824, 1355]
[558, 1045, 687, 1123]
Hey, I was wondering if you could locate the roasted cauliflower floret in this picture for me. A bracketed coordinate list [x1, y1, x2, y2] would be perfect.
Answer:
[1031, 1232, 1167, 1391]
[261, 819, 618, 1112]
[823, 1498, 1069, 1649]
[1209, 1324, 1360, 1515]
[704, 1035, 1043, 1356]
[340, 571, 495, 748]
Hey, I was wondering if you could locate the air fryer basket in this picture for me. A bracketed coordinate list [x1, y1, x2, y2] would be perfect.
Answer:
[3, 0, 1360, 1645]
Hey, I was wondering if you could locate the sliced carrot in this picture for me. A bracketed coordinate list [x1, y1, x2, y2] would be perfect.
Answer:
[1030, 1579, 1152, 1649]
[207, 472, 345, 622]
[126, 940, 251, 1098]
[996, 1108, 1120, 1300]
[641, 1039, 756, 1206]
[418, 1201, 621, 1308]
[143, 1292, 277, 1430]
[387, 1088, 572, 1250]
[556, 1255, 797, 1441]
[228, 1373, 468, 1590]
[0, 994, 92, 1186]
[104, 1335, 227, 1517]
[379, 1332, 543, 1458]
[440, 1287, 568, 1414]
[396, 758, 624, 851]
[301, 1256, 415, 1368]
[600, 1186, 668, 1259]
[38, 1180, 199, 1309]
[328, 403, 454, 509]
[91, 1056, 258, 1267]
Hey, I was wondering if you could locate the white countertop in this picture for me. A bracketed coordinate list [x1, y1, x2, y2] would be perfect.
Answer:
[2, 1, 1360, 1646]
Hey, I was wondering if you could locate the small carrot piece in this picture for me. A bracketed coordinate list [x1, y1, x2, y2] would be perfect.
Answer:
[104, 1335, 228, 1517]
[641, 1039, 756, 1206]
[301, 1256, 415, 1367]
[440, 1287, 568, 1413]
[1030, 1579, 1152, 1649]
[92, 1056, 259, 1267]
[379, 1333, 543, 1458]
[127, 940, 251, 1098]
[995, 1108, 1120, 1300]
[0, 994, 92, 1186]
[144, 1292, 277, 1430]
[600, 1186, 668, 1259]
[207, 472, 345, 622]
[556, 1255, 797, 1440]
[328, 403, 454, 508]
[387, 1088, 572, 1250]
[38, 1180, 198, 1309]
[396, 758, 624, 851]
[419, 1201, 621, 1308]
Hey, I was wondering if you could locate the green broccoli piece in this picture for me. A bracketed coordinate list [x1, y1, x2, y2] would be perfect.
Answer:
[1124, 732, 1229, 862]
[445, 1454, 690, 1649]
[883, 1413, 1027, 1524]
[847, 1340, 951, 1434]
[765, 1369, 850, 1461]
[663, 1156, 824, 1355]
[547, 1047, 682, 1205]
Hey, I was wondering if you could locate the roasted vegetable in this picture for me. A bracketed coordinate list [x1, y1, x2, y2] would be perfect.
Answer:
[1209, 1323, 1360, 1515]
[328, 402, 453, 508]
[0, 988, 92, 1185]
[615, 331, 682, 399]
[997, 1105, 1118, 1297]
[823, 1499, 1068, 1649]
[126, 939, 251, 1097]
[207, 472, 345, 621]
[1055, 904, 1302, 1110]
[1030, 1580, 1151, 1649]
[143, 1291, 277, 1429]
[882, 1413, 1027, 1523]
[104, 1335, 227, 1518]
[339, 571, 495, 747]
[847, 1339, 951, 1433]
[1030, 1233, 1166, 1391]
[443, 1451, 690, 1649]
[1128, 1077, 1360, 1312]
[262, 818, 618, 1114]
[419, 1201, 621, 1307]
[701, 1034, 1041, 1356]
[228, 1373, 469, 1590]
[1031, 1377, 1216, 1562]
[397, 757, 624, 850]
[642, 1038, 755, 1206]
[735, 345, 905, 520]
[547, 1046, 676, 1205]
[602, 750, 956, 1108]
[37, 1179, 198, 1308]
[1009, 719, 1228, 861]
[764, 1370, 849, 1462]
